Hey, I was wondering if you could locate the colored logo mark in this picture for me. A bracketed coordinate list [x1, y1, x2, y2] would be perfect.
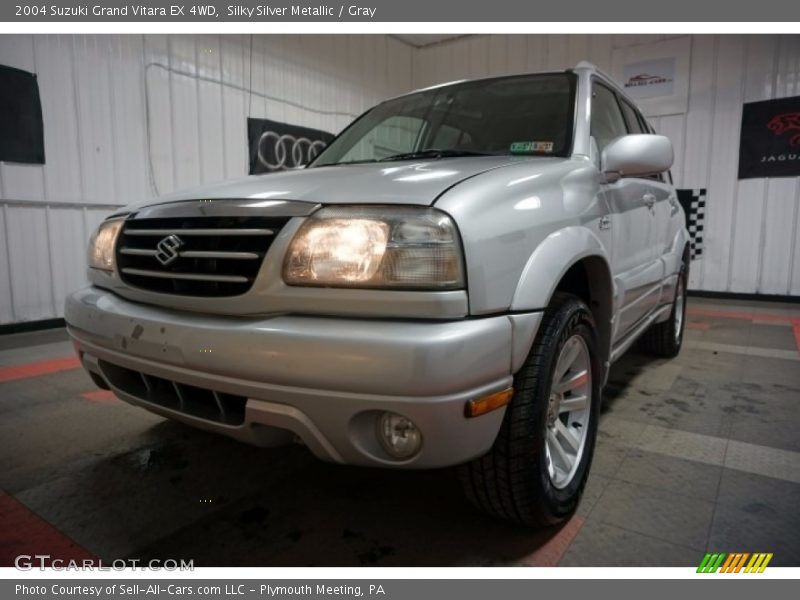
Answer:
[697, 552, 773, 573]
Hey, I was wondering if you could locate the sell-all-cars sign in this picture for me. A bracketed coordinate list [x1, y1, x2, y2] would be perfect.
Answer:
[248, 117, 334, 174]
[738, 95, 800, 179]
[622, 57, 676, 100]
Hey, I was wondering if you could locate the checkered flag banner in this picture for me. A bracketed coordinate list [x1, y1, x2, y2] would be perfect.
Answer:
[676, 189, 706, 260]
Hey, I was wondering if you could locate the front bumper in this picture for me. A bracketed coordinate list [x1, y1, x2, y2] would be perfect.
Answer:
[65, 286, 542, 468]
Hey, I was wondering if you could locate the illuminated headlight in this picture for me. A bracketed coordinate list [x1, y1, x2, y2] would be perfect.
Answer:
[87, 218, 124, 271]
[283, 206, 464, 289]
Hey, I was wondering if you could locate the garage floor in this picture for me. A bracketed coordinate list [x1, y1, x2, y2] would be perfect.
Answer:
[1, 297, 799, 567]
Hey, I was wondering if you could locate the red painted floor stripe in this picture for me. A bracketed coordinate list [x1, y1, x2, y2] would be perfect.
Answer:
[80, 389, 118, 404]
[792, 319, 800, 355]
[0, 356, 80, 384]
[519, 515, 585, 567]
[0, 490, 96, 567]
[686, 308, 800, 355]
[686, 307, 791, 323]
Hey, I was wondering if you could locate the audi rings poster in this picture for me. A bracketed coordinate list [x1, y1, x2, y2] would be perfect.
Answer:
[248, 118, 334, 174]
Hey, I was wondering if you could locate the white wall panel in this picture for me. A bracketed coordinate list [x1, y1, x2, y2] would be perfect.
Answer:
[47, 208, 87, 314]
[700, 35, 746, 292]
[73, 36, 118, 204]
[792, 181, 800, 295]
[414, 34, 800, 297]
[730, 36, 776, 294]
[387, 37, 413, 97]
[0, 207, 14, 323]
[525, 36, 547, 73]
[507, 36, 528, 75]
[588, 36, 614, 73]
[220, 36, 248, 180]
[196, 35, 226, 185]
[5, 206, 54, 321]
[35, 35, 84, 203]
[0, 34, 413, 324]
[143, 35, 176, 195]
[759, 36, 800, 295]
[169, 35, 202, 191]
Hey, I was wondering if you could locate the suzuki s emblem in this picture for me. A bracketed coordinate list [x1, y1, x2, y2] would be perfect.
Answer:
[155, 234, 184, 266]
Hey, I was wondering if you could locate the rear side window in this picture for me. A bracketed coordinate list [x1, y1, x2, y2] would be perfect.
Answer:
[591, 83, 627, 153]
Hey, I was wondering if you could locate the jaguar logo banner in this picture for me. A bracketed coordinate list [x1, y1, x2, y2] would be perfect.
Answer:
[248, 117, 334, 174]
[738, 95, 800, 179]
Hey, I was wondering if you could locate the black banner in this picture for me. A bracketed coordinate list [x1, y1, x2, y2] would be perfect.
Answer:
[248, 117, 334, 174]
[738, 95, 800, 179]
[0, 64, 45, 164]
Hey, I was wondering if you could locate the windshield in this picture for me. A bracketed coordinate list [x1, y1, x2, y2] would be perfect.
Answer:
[311, 73, 576, 167]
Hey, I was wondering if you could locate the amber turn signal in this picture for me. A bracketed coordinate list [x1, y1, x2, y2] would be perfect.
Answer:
[465, 387, 514, 418]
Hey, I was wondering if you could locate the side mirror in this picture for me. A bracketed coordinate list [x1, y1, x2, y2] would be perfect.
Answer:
[601, 134, 673, 181]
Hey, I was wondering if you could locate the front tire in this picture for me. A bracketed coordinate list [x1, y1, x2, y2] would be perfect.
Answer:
[459, 292, 602, 527]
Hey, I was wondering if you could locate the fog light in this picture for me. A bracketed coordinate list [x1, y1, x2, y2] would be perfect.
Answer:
[377, 412, 422, 459]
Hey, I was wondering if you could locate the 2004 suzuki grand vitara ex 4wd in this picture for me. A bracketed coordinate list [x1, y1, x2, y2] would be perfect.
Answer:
[66, 61, 689, 526]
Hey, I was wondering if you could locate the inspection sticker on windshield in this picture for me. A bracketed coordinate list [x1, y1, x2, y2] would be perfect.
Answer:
[510, 141, 554, 154]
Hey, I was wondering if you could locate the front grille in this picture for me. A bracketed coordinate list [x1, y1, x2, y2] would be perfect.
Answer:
[98, 360, 247, 426]
[116, 216, 289, 297]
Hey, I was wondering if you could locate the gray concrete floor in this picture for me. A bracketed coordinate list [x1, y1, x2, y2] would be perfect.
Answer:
[0, 297, 798, 567]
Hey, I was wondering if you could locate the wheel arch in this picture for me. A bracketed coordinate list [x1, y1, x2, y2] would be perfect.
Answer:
[510, 226, 614, 379]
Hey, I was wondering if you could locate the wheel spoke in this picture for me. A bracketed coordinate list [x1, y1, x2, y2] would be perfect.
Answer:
[555, 419, 580, 453]
[559, 394, 588, 414]
[547, 429, 572, 473]
[553, 368, 589, 394]
[555, 338, 581, 381]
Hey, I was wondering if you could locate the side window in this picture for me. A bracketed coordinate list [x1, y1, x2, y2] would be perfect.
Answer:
[590, 83, 628, 153]
[620, 100, 645, 135]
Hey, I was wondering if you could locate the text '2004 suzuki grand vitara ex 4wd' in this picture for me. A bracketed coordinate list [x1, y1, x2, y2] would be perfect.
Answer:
[67, 61, 689, 526]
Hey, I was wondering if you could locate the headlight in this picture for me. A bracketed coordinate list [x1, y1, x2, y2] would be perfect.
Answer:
[87, 218, 124, 271]
[283, 206, 464, 289]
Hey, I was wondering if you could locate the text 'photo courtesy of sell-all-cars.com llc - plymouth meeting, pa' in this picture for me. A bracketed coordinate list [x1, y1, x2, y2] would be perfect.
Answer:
[68, 61, 689, 527]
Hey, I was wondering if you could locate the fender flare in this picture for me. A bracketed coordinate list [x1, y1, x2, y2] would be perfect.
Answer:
[510, 225, 612, 311]
[509, 226, 615, 377]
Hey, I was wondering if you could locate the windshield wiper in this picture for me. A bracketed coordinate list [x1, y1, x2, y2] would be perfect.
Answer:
[378, 149, 492, 162]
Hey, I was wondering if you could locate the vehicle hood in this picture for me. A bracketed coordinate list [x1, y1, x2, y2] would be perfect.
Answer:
[121, 156, 567, 212]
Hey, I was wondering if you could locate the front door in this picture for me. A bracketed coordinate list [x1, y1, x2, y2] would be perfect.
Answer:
[591, 82, 660, 343]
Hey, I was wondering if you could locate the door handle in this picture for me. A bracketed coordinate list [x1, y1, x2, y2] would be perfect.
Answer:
[643, 193, 656, 209]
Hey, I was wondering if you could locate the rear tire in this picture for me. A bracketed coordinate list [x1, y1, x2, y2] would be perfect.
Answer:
[639, 263, 687, 358]
[458, 292, 602, 527]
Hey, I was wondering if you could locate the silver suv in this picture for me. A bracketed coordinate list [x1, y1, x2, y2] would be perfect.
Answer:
[66, 61, 689, 526]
